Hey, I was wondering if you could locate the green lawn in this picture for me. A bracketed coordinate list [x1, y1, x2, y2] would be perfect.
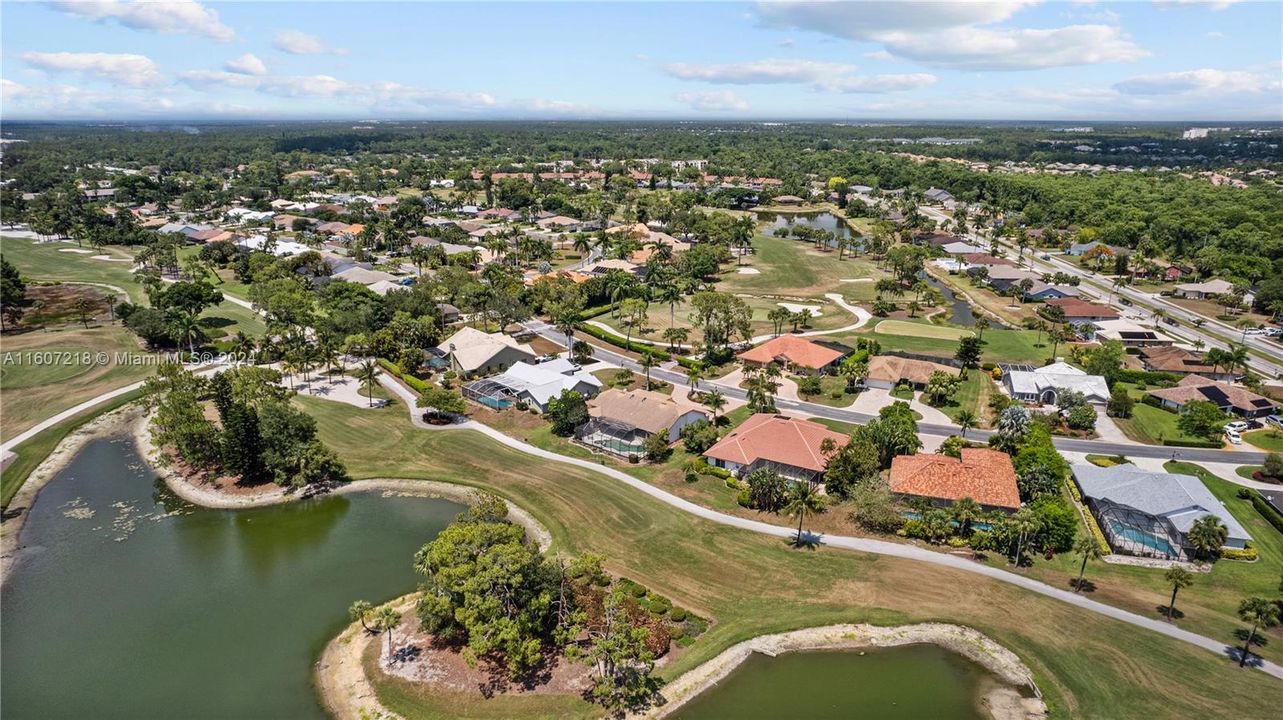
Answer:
[935, 371, 997, 428]
[293, 396, 1283, 719]
[718, 234, 888, 299]
[792, 374, 857, 407]
[3, 236, 263, 341]
[835, 325, 1046, 365]
[874, 319, 973, 340]
[1110, 384, 1211, 446]
[1, 389, 144, 508]
[1243, 428, 1283, 452]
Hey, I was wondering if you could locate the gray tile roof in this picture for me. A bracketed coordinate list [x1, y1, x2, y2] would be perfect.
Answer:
[1071, 464, 1250, 543]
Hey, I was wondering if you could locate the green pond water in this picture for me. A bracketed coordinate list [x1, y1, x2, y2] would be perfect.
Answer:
[1, 435, 462, 719]
[673, 644, 996, 720]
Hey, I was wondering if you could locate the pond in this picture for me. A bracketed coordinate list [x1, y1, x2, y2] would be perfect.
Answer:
[756, 211, 860, 246]
[673, 645, 1001, 720]
[918, 271, 978, 326]
[1, 435, 462, 719]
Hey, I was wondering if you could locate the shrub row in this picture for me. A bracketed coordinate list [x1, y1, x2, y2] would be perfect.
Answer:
[1160, 437, 1223, 449]
[1114, 369, 1182, 386]
[580, 304, 615, 320]
[1247, 491, 1283, 534]
[688, 458, 732, 479]
[1222, 545, 1260, 561]
[576, 322, 673, 360]
[377, 358, 429, 394]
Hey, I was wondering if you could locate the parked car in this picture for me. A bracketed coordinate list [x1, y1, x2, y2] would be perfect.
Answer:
[1266, 415, 1283, 428]
[1225, 421, 1250, 433]
[1224, 429, 1243, 445]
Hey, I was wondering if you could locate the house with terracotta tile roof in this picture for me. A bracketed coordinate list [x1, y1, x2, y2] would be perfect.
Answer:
[738, 335, 848, 374]
[1042, 298, 1118, 327]
[703, 414, 848, 483]
[889, 449, 1021, 513]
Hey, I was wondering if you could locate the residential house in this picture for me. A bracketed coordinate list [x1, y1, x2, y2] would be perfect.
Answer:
[1042, 298, 1117, 337]
[1091, 319, 1175, 348]
[1071, 464, 1250, 560]
[981, 265, 1040, 292]
[536, 215, 587, 232]
[586, 258, 643, 277]
[1023, 281, 1080, 301]
[332, 266, 399, 287]
[865, 355, 956, 390]
[913, 231, 964, 248]
[924, 187, 955, 204]
[1005, 361, 1109, 405]
[1066, 241, 1114, 257]
[890, 449, 1021, 513]
[941, 241, 986, 255]
[738, 335, 848, 375]
[962, 253, 1015, 269]
[463, 359, 602, 412]
[1173, 278, 1236, 300]
[1137, 346, 1235, 382]
[702, 414, 848, 483]
[436, 327, 537, 377]
[578, 389, 708, 457]
[1148, 376, 1278, 419]
[772, 195, 804, 205]
[436, 303, 461, 324]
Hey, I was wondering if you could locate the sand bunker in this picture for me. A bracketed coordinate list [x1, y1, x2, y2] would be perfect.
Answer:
[776, 302, 823, 316]
[737, 267, 761, 274]
[58, 248, 94, 254]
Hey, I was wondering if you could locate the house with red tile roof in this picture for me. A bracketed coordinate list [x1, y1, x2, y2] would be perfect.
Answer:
[889, 449, 1021, 512]
[703, 414, 849, 482]
[738, 335, 848, 374]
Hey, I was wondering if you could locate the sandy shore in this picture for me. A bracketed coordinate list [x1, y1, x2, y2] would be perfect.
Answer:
[646, 623, 1048, 720]
[1, 403, 146, 583]
[317, 593, 419, 720]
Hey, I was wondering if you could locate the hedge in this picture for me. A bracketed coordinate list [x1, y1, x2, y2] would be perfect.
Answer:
[1160, 437, 1223, 449]
[377, 358, 429, 394]
[1247, 491, 1283, 534]
[1114, 369, 1182, 386]
[576, 322, 673, 360]
[1222, 545, 1259, 561]
[581, 304, 614, 320]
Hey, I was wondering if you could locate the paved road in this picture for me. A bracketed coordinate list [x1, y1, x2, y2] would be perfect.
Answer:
[915, 205, 1283, 378]
[526, 320, 1269, 465]
[377, 367, 1283, 680]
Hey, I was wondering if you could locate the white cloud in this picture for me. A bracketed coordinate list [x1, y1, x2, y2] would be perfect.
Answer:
[177, 69, 496, 111]
[272, 29, 347, 56]
[2, 79, 29, 99]
[879, 24, 1147, 70]
[224, 53, 267, 77]
[864, 50, 895, 61]
[1154, 0, 1243, 10]
[817, 73, 938, 93]
[1114, 68, 1280, 95]
[22, 51, 163, 87]
[756, 1, 1035, 39]
[49, 1, 234, 41]
[755, 1, 1146, 70]
[675, 90, 749, 112]
[1206, 31, 1225, 39]
[664, 58, 856, 84]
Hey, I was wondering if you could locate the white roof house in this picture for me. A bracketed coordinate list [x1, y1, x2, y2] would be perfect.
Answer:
[235, 235, 311, 257]
[437, 327, 536, 376]
[941, 241, 986, 255]
[472, 360, 602, 411]
[333, 266, 399, 286]
[1072, 464, 1250, 555]
[1005, 361, 1109, 405]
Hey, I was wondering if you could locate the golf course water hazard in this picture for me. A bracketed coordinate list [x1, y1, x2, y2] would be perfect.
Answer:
[673, 645, 996, 720]
[1, 436, 462, 719]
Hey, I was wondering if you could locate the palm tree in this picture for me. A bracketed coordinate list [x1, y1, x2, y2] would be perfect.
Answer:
[1072, 534, 1103, 592]
[703, 388, 726, 422]
[955, 409, 977, 438]
[639, 351, 657, 390]
[354, 360, 381, 408]
[231, 331, 256, 365]
[1236, 597, 1280, 667]
[973, 316, 990, 344]
[783, 481, 826, 547]
[170, 312, 202, 355]
[1163, 567, 1193, 621]
[656, 281, 683, 332]
[1187, 514, 1228, 561]
[685, 364, 703, 395]
[950, 496, 982, 537]
[1224, 344, 1250, 377]
[1205, 347, 1227, 376]
[1009, 506, 1042, 565]
[373, 606, 403, 663]
[572, 234, 592, 258]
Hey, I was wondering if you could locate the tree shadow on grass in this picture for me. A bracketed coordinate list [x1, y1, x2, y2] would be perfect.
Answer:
[788, 531, 823, 551]
[1070, 578, 1098, 594]
[1156, 605, 1185, 621]
[198, 315, 235, 329]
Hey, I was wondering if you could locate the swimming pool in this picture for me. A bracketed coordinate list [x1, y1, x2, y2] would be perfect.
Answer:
[1105, 518, 1178, 558]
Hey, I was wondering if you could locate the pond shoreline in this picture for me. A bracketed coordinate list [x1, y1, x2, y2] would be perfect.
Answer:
[647, 623, 1047, 720]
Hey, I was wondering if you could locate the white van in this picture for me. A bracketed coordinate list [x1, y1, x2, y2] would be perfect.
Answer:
[1224, 429, 1243, 445]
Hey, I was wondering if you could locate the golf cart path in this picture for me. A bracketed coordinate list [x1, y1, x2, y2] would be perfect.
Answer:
[377, 372, 1283, 682]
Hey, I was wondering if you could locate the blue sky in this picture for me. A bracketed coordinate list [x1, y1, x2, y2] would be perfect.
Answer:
[2, 1, 1280, 121]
